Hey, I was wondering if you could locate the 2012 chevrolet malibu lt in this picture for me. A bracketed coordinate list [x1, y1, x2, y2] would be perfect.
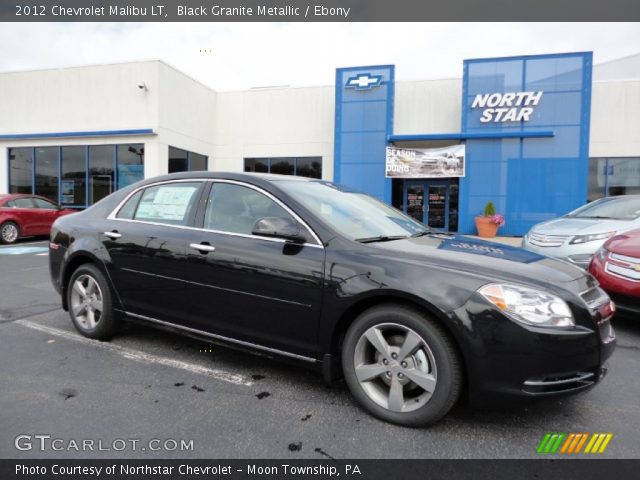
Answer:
[49, 173, 616, 426]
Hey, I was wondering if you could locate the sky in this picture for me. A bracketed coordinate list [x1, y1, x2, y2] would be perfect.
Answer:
[1, 22, 639, 90]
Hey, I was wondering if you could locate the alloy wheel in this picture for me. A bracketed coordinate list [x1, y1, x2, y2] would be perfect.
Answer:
[1, 223, 18, 243]
[70, 274, 104, 330]
[353, 322, 437, 413]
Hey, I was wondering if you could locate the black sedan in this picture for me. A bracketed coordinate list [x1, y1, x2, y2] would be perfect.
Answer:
[49, 172, 616, 426]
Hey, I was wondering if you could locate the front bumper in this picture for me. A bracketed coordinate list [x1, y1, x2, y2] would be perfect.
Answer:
[450, 292, 616, 404]
[522, 236, 607, 269]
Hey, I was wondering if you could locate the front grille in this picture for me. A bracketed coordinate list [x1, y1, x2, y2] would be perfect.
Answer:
[523, 370, 597, 395]
[580, 286, 610, 310]
[606, 253, 640, 281]
[528, 232, 570, 247]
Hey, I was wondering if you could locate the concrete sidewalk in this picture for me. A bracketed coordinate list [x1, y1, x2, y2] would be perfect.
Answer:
[467, 235, 523, 247]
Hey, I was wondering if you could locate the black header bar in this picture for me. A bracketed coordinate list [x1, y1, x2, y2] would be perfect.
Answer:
[0, 0, 639, 22]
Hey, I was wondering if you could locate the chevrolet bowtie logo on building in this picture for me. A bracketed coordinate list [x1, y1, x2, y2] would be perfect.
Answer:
[345, 73, 383, 90]
[537, 432, 613, 454]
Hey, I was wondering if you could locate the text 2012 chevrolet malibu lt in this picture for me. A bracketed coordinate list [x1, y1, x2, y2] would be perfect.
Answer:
[49, 173, 616, 426]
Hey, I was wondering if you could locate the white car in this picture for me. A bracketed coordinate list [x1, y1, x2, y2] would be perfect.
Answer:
[522, 195, 640, 268]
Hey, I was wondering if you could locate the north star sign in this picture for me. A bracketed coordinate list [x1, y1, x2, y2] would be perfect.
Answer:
[472, 91, 544, 123]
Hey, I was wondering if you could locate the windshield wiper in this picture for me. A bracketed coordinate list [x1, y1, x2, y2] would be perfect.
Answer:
[575, 215, 616, 219]
[410, 230, 430, 238]
[355, 235, 408, 243]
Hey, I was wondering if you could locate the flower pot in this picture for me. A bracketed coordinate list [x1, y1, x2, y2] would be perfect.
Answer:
[475, 216, 499, 238]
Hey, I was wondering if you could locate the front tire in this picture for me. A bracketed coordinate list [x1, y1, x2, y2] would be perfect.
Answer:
[0, 221, 19, 244]
[67, 264, 120, 339]
[342, 304, 462, 427]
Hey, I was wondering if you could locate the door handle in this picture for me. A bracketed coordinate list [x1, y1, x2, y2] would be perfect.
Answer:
[190, 243, 216, 253]
[104, 231, 122, 240]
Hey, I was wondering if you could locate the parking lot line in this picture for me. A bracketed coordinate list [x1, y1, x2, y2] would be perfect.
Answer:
[15, 319, 253, 387]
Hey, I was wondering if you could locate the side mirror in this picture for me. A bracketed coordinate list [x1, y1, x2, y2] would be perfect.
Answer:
[251, 217, 307, 243]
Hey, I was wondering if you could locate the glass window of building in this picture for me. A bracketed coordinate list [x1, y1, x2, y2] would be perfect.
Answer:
[61, 146, 86, 207]
[588, 157, 640, 201]
[34, 147, 58, 203]
[189, 153, 208, 171]
[168, 146, 208, 173]
[169, 147, 189, 173]
[244, 158, 269, 173]
[8, 147, 33, 194]
[243, 157, 322, 179]
[117, 144, 145, 189]
[89, 145, 115, 204]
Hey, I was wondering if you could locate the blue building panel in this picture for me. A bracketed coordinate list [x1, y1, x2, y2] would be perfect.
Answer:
[334, 65, 394, 202]
[459, 52, 592, 236]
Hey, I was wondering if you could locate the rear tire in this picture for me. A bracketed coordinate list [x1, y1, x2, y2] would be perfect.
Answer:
[67, 264, 120, 340]
[0, 221, 19, 244]
[342, 304, 462, 427]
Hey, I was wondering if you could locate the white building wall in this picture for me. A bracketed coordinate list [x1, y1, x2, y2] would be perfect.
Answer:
[156, 62, 217, 173]
[0, 61, 160, 135]
[394, 78, 462, 135]
[213, 86, 335, 179]
[590, 80, 640, 158]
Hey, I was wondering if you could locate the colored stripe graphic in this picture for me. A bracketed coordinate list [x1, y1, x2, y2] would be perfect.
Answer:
[537, 433, 565, 453]
[538, 433, 613, 454]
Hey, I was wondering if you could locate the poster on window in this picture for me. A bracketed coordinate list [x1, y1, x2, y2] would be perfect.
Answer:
[385, 145, 465, 178]
[61, 180, 75, 204]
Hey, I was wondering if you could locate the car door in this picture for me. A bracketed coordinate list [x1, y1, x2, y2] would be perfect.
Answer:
[9, 197, 40, 236]
[182, 181, 325, 357]
[31, 197, 61, 234]
[101, 180, 206, 324]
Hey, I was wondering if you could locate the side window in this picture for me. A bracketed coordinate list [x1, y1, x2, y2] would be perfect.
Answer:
[13, 198, 35, 208]
[116, 190, 143, 219]
[134, 182, 201, 226]
[5, 200, 15, 208]
[204, 183, 295, 235]
[33, 198, 58, 209]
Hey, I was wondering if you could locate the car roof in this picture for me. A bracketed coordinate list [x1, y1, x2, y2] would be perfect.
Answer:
[135, 171, 319, 189]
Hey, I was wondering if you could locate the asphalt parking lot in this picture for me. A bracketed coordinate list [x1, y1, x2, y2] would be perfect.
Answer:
[1, 239, 639, 459]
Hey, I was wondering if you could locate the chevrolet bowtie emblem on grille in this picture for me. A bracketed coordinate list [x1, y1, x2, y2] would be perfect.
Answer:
[345, 73, 383, 90]
[634, 264, 640, 272]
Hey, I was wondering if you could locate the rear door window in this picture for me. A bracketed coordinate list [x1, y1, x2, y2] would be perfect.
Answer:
[133, 182, 202, 226]
[12, 198, 35, 208]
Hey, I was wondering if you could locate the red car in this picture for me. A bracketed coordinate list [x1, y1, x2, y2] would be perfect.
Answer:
[589, 228, 640, 317]
[0, 194, 76, 244]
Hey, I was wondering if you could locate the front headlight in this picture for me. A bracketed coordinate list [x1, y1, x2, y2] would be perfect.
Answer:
[595, 246, 609, 262]
[569, 231, 615, 245]
[478, 283, 574, 327]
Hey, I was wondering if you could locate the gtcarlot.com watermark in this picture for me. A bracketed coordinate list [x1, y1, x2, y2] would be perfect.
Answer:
[15, 434, 194, 452]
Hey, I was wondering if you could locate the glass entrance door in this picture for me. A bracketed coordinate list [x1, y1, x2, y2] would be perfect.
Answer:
[403, 180, 451, 230]
[426, 184, 447, 229]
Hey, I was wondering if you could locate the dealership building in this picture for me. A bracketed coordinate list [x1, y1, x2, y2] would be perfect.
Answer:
[1, 51, 639, 236]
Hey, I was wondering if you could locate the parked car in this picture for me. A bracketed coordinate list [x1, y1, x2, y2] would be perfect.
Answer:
[522, 195, 640, 268]
[0, 194, 75, 244]
[589, 228, 640, 317]
[49, 173, 615, 427]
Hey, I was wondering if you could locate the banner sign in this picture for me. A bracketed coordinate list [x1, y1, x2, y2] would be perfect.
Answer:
[386, 145, 465, 178]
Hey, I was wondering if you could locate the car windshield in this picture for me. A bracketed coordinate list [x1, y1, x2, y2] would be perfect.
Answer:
[566, 196, 640, 220]
[277, 180, 429, 241]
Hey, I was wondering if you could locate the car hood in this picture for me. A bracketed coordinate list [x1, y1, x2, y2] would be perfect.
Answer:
[370, 234, 588, 288]
[604, 229, 640, 257]
[531, 217, 634, 235]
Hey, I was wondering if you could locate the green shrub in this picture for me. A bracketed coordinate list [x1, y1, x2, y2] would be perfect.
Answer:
[483, 201, 496, 217]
